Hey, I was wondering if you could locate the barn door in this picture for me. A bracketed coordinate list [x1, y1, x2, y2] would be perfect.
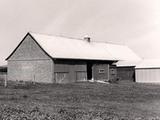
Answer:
[76, 71, 87, 81]
[54, 72, 69, 83]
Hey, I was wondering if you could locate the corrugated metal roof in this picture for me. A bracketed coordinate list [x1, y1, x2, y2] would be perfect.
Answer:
[30, 32, 141, 61]
[136, 59, 160, 68]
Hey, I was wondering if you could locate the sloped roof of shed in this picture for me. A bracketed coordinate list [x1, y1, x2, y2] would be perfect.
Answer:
[116, 60, 141, 67]
[136, 59, 160, 68]
[30, 32, 141, 61]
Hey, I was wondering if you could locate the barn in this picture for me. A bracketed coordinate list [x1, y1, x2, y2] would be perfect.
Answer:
[6, 32, 118, 83]
[6, 32, 140, 83]
[136, 59, 160, 83]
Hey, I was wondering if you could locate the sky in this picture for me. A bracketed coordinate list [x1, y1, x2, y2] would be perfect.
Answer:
[0, 0, 160, 65]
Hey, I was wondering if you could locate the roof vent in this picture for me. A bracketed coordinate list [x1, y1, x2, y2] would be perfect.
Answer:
[84, 35, 91, 42]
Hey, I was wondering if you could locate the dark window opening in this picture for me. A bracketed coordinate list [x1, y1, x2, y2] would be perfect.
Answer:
[99, 69, 105, 73]
[87, 62, 92, 80]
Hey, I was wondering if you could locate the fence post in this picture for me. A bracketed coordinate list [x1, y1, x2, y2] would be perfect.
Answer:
[4, 74, 7, 87]
[33, 75, 35, 85]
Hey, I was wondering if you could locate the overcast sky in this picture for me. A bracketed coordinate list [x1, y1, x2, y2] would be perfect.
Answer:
[0, 0, 160, 65]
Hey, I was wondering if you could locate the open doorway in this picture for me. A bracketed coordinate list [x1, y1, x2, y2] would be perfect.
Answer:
[87, 62, 92, 80]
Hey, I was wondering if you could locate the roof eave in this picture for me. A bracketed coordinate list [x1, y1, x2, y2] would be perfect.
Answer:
[5, 32, 30, 61]
[52, 57, 118, 62]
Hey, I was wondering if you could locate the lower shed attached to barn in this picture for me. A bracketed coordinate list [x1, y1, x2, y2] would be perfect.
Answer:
[117, 66, 135, 82]
[115, 60, 142, 82]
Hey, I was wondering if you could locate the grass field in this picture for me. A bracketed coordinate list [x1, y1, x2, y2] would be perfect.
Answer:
[0, 81, 160, 119]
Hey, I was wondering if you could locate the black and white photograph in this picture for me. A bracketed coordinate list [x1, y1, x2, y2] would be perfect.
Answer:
[0, 0, 160, 119]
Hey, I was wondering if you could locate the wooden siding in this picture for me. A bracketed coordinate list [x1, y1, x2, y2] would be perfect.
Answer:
[92, 64, 109, 81]
[7, 34, 53, 83]
[8, 60, 53, 83]
[8, 35, 50, 60]
[117, 67, 135, 81]
[54, 60, 114, 83]
[76, 71, 87, 81]
[54, 60, 87, 83]
[109, 65, 117, 81]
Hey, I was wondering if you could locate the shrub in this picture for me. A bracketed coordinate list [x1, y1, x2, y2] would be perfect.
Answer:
[108, 78, 119, 84]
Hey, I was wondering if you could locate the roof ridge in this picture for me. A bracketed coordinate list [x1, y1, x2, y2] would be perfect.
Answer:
[83, 39, 127, 46]
[29, 32, 89, 42]
[30, 32, 127, 46]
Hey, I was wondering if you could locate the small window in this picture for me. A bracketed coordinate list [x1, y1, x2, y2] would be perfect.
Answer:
[99, 69, 105, 73]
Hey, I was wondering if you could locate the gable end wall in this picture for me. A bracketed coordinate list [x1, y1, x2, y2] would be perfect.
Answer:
[8, 34, 50, 60]
[7, 34, 54, 83]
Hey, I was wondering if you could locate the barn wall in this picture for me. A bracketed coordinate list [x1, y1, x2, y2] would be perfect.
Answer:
[8, 35, 50, 60]
[117, 67, 135, 81]
[8, 60, 53, 83]
[54, 60, 87, 83]
[109, 65, 117, 81]
[136, 68, 160, 83]
[54, 60, 115, 83]
[7, 34, 54, 83]
[92, 64, 109, 80]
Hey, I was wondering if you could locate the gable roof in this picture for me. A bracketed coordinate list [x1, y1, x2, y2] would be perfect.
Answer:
[136, 59, 160, 69]
[31, 33, 116, 61]
[6, 32, 141, 62]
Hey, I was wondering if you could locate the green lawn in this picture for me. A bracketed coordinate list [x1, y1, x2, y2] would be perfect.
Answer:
[0, 81, 160, 119]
